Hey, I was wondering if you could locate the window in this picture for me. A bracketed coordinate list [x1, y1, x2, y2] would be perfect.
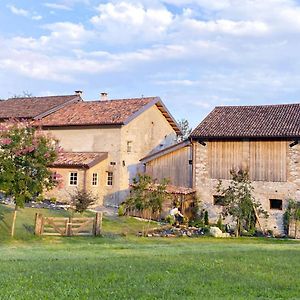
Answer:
[107, 172, 113, 186]
[92, 173, 98, 186]
[270, 199, 282, 210]
[69, 172, 78, 186]
[213, 195, 226, 206]
[127, 141, 132, 152]
[110, 162, 116, 166]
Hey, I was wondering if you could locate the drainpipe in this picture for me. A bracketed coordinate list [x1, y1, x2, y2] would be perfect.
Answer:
[83, 169, 87, 192]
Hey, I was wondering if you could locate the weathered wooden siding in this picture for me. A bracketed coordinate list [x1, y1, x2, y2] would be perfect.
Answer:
[145, 146, 192, 187]
[208, 140, 287, 182]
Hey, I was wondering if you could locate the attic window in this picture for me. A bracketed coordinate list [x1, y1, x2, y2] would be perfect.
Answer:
[213, 195, 226, 206]
[270, 199, 282, 210]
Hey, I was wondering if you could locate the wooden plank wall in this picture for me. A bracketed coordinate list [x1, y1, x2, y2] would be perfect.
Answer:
[145, 146, 192, 187]
[208, 140, 287, 182]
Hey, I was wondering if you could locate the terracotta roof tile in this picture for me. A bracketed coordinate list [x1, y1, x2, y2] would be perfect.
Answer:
[41, 97, 157, 126]
[50, 152, 108, 169]
[191, 103, 300, 139]
[0, 95, 80, 119]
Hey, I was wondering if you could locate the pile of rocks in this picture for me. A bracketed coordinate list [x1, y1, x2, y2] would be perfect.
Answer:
[0, 196, 70, 210]
[139, 225, 232, 238]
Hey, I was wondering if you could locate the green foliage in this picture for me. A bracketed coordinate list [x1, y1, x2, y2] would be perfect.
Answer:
[71, 189, 98, 213]
[204, 210, 209, 226]
[284, 199, 300, 236]
[217, 215, 224, 231]
[118, 204, 125, 216]
[177, 118, 192, 141]
[216, 169, 268, 237]
[124, 174, 170, 219]
[0, 121, 59, 208]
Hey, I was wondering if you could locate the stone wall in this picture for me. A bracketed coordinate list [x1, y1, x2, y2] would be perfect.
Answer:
[193, 140, 300, 235]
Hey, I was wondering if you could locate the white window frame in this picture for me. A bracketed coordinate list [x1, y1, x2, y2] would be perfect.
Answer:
[69, 172, 78, 186]
[107, 172, 113, 186]
[92, 173, 98, 186]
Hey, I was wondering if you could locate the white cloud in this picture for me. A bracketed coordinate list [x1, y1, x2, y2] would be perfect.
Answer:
[44, 3, 72, 10]
[7, 4, 42, 21]
[7, 4, 30, 17]
[91, 2, 173, 43]
[44, 0, 90, 10]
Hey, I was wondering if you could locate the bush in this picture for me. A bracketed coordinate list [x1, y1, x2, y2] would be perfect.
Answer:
[71, 190, 98, 213]
[118, 204, 125, 216]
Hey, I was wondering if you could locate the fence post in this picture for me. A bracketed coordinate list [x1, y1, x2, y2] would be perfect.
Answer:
[34, 213, 43, 235]
[67, 217, 73, 236]
[94, 212, 102, 236]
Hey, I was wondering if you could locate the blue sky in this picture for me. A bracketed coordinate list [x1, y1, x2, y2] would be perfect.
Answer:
[1, 0, 300, 127]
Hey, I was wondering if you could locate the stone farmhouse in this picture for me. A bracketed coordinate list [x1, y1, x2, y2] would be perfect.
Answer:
[0, 92, 181, 206]
[142, 103, 300, 235]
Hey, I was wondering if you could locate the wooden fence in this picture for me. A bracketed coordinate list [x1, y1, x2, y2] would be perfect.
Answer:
[34, 212, 102, 236]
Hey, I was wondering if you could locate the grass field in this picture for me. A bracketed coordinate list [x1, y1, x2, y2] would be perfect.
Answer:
[1, 204, 300, 299]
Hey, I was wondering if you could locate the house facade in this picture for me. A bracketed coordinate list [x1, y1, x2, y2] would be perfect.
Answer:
[0, 93, 180, 206]
[40, 95, 180, 206]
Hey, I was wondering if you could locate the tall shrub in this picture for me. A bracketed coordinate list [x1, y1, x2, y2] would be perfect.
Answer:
[0, 120, 61, 236]
[216, 169, 268, 237]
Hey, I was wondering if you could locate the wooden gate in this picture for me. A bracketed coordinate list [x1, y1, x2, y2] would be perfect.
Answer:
[34, 212, 102, 236]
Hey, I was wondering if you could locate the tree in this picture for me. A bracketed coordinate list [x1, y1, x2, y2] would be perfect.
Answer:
[177, 118, 192, 141]
[216, 169, 268, 237]
[124, 174, 169, 220]
[71, 189, 98, 213]
[284, 199, 300, 237]
[12, 91, 33, 98]
[0, 120, 60, 236]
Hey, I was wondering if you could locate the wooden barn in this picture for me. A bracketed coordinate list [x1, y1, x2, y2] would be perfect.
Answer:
[143, 103, 300, 235]
[190, 103, 300, 235]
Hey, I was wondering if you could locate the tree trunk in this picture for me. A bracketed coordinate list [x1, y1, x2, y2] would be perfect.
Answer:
[11, 206, 17, 237]
[295, 220, 298, 239]
[235, 219, 240, 237]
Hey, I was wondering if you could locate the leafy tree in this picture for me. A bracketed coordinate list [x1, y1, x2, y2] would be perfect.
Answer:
[71, 189, 97, 213]
[284, 199, 300, 237]
[216, 169, 268, 237]
[124, 174, 169, 220]
[177, 118, 192, 141]
[0, 120, 60, 236]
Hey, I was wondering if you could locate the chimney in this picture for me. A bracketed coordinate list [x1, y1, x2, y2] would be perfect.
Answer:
[75, 90, 83, 97]
[100, 92, 108, 101]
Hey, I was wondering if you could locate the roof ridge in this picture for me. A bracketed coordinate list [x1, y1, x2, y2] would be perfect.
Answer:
[6, 94, 77, 101]
[83, 96, 157, 103]
[215, 102, 300, 109]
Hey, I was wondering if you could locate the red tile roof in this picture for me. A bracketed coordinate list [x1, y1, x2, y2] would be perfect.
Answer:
[191, 103, 300, 139]
[49, 152, 108, 169]
[40, 97, 181, 134]
[0, 95, 81, 120]
[41, 97, 157, 126]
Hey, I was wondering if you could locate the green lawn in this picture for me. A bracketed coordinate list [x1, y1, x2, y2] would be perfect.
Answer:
[1, 204, 300, 299]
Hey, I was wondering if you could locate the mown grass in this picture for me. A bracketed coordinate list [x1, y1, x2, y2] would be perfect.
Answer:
[1, 204, 300, 299]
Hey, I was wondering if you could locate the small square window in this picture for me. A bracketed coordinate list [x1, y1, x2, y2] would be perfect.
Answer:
[213, 195, 226, 206]
[69, 172, 78, 186]
[107, 172, 113, 186]
[270, 199, 282, 210]
[127, 141, 132, 152]
[92, 173, 98, 186]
